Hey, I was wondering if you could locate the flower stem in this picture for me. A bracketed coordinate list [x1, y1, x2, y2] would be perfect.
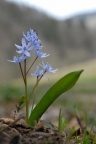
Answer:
[19, 63, 25, 84]
[29, 71, 46, 106]
[26, 56, 38, 75]
[24, 59, 28, 122]
[31, 77, 38, 109]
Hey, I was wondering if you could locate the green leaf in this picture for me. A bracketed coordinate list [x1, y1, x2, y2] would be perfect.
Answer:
[58, 108, 67, 132]
[16, 96, 25, 112]
[28, 70, 83, 126]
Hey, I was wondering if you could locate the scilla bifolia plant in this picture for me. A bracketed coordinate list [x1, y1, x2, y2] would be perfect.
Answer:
[8, 29, 83, 127]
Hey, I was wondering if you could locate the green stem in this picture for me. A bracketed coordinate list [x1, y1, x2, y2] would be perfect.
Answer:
[19, 63, 25, 84]
[58, 108, 62, 132]
[29, 71, 46, 105]
[24, 59, 28, 122]
[26, 56, 38, 75]
[31, 77, 38, 109]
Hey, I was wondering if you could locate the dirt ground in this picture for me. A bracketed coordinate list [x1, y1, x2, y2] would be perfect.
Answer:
[0, 97, 96, 144]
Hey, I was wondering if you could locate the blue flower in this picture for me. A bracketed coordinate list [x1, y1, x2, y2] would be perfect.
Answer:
[31, 66, 44, 77]
[34, 50, 50, 58]
[40, 61, 58, 73]
[32, 39, 43, 50]
[15, 38, 32, 57]
[23, 29, 38, 42]
[23, 29, 43, 50]
[7, 55, 26, 63]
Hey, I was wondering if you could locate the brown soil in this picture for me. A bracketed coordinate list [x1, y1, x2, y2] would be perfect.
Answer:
[0, 117, 65, 144]
[0, 116, 95, 144]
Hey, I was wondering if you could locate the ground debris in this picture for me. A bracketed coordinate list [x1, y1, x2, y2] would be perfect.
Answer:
[0, 117, 95, 144]
[0, 117, 65, 144]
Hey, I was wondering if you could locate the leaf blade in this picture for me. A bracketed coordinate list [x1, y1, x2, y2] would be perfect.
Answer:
[28, 70, 83, 126]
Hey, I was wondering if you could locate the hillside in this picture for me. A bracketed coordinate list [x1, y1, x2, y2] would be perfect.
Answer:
[0, 0, 96, 83]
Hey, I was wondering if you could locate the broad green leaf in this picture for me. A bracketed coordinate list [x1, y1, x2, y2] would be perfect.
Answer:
[28, 70, 83, 126]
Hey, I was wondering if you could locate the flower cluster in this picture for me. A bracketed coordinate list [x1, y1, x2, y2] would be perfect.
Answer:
[8, 28, 57, 77]
[8, 28, 58, 123]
